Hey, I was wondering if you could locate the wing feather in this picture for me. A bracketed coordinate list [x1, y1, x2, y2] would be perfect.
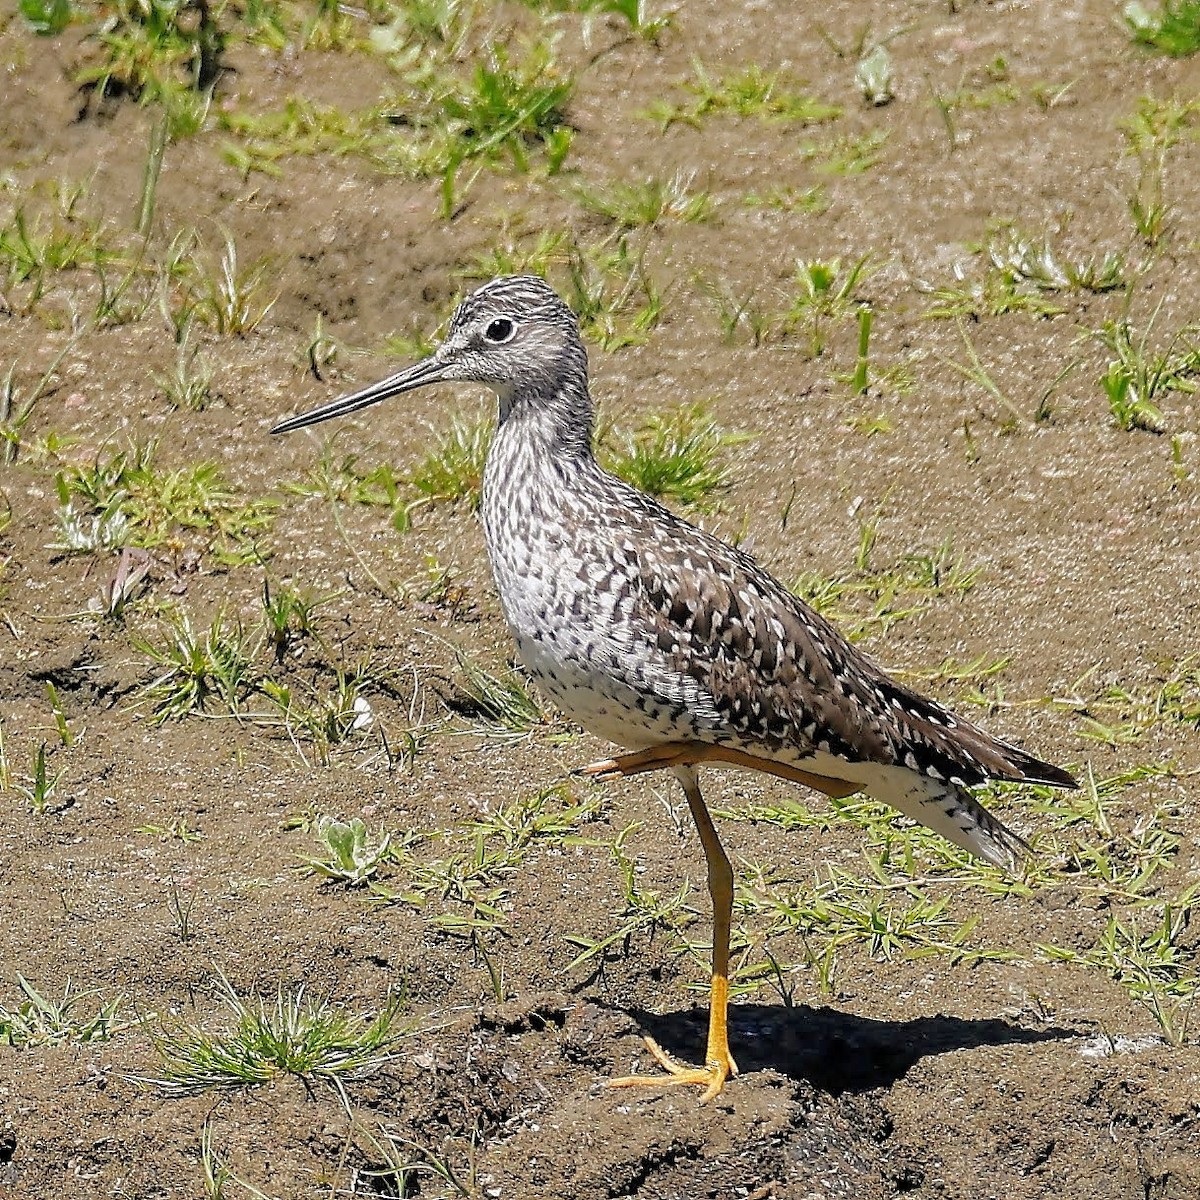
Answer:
[619, 496, 1075, 791]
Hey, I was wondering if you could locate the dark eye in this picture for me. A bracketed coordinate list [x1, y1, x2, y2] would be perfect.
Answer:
[484, 317, 515, 343]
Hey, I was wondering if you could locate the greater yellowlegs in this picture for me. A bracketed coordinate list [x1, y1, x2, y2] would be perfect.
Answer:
[272, 275, 1076, 1102]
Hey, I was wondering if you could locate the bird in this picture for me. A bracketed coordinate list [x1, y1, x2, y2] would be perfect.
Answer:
[272, 275, 1077, 1103]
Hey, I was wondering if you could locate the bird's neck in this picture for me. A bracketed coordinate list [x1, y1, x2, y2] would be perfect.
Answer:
[496, 374, 595, 460]
[489, 379, 597, 482]
[482, 377, 602, 537]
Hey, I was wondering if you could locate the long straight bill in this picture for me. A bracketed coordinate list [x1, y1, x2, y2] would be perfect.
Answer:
[270, 355, 449, 434]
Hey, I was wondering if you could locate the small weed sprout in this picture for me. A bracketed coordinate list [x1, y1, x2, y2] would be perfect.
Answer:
[798, 129, 888, 176]
[136, 609, 259, 721]
[259, 667, 375, 764]
[261, 579, 329, 660]
[55, 440, 276, 564]
[188, 233, 277, 336]
[167, 880, 198, 941]
[574, 172, 714, 229]
[15, 742, 67, 814]
[199, 1118, 233, 1200]
[148, 972, 409, 1093]
[1, 342, 73, 465]
[987, 229, 1126, 294]
[787, 255, 873, 356]
[647, 61, 841, 129]
[1093, 313, 1198, 432]
[581, 0, 674, 44]
[51, 502, 133, 554]
[1040, 902, 1196, 1045]
[558, 232, 664, 351]
[565, 825, 694, 970]
[303, 816, 393, 886]
[1125, 1, 1200, 57]
[93, 546, 152, 618]
[18, 0, 74, 36]
[1, 976, 130, 1047]
[409, 413, 492, 511]
[1119, 96, 1199, 246]
[605, 401, 751, 508]
[701, 280, 772, 346]
[155, 336, 214, 409]
[451, 647, 546, 735]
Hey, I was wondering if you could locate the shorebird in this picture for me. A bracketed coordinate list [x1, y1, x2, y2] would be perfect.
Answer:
[272, 275, 1077, 1102]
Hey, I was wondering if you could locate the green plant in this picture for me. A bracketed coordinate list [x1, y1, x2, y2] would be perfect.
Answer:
[303, 816, 393, 885]
[702, 281, 772, 346]
[940, 317, 1032, 430]
[1125, 1, 1200, 56]
[136, 818, 205, 843]
[184, 232, 277, 335]
[560, 233, 664, 351]
[793, 529, 980, 641]
[258, 667, 377, 764]
[18, 0, 75, 35]
[450, 647, 547, 735]
[55, 439, 276, 563]
[565, 826, 694, 970]
[985, 228, 1126, 294]
[286, 447, 404, 508]
[261, 579, 329, 659]
[74, 0, 223, 136]
[604, 401, 750, 508]
[573, 173, 713, 228]
[799, 129, 888, 175]
[370, 788, 598, 949]
[466, 228, 571, 281]
[1094, 313, 1198, 432]
[1119, 96, 1199, 246]
[1, 976, 130, 1047]
[1, 343, 74, 464]
[148, 972, 409, 1093]
[14, 742, 66, 814]
[136, 609, 259, 721]
[408, 413, 492, 511]
[167, 880, 198, 942]
[787, 255, 873, 356]
[0, 201, 115, 315]
[740, 184, 829, 214]
[441, 45, 573, 168]
[45, 681, 74, 747]
[1040, 899, 1197, 1045]
[155, 336, 213, 409]
[646, 61, 841, 129]
[849, 305, 872, 393]
[579, 0, 673, 42]
[199, 1118, 233, 1200]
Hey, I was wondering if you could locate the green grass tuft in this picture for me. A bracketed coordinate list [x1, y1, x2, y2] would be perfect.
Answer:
[148, 973, 409, 1094]
[604, 401, 751, 509]
[1126, 0, 1200, 56]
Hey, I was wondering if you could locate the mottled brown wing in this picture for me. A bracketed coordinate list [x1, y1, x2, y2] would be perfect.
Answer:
[627, 504, 1076, 791]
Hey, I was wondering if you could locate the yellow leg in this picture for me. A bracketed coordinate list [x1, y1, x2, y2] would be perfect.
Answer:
[609, 766, 738, 1103]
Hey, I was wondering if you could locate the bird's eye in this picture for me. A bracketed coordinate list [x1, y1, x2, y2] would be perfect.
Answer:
[484, 317, 516, 344]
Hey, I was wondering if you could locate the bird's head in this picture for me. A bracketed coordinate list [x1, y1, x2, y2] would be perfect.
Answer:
[271, 275, 589, 437]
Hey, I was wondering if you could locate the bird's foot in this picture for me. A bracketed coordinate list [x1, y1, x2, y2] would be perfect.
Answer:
[608, 1036, 738, 1104]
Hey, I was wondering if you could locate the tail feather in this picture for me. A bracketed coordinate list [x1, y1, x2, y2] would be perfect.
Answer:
[865, 767, 1030, 873]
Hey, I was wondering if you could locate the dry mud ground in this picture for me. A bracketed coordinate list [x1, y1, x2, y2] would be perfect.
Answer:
[2, 1, 1200, 1197]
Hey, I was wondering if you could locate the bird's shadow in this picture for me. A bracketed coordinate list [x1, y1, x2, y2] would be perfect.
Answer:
[608, 1000, 1076, 1096]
